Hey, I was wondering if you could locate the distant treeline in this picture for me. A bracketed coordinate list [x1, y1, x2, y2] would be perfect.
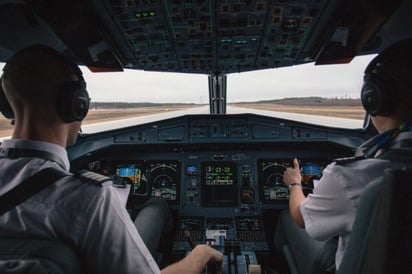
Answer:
[232, 97, 362, 106]
[90, 102, 197, 109]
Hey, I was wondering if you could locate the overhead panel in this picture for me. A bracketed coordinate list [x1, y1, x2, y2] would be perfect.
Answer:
[104, 0, 329, 74]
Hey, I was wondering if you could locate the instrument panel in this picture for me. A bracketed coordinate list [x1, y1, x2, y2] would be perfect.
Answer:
[71, 114, 368, 214]
[86, 152, 330, 213]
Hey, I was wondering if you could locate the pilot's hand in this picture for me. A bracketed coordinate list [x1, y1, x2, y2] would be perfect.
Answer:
[162, 244, 224, 274]
[200, 245, 224, 274]
[283, 158, 302, 186]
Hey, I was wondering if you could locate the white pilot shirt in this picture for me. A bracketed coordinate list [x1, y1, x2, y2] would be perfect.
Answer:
[0, 139, 160, 274]
[300, 159, 384, 268]
[300, 131, 412, 269]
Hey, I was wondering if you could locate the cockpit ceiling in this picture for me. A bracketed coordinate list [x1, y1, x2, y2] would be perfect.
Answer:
[0, 0, 409, 74]
[106, 0, 329, 74]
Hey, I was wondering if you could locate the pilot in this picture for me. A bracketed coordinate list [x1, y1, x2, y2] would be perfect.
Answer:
[275, 38, 412, 273]
[0, 45, 223, 273]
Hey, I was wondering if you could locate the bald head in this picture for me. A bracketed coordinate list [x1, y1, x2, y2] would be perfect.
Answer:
[1, 47, 80, 122]
[1, 46, 88, 146]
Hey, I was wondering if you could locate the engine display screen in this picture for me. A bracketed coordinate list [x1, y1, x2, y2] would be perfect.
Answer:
[115, 162, 146, 195]
[201, 162, 237, 207]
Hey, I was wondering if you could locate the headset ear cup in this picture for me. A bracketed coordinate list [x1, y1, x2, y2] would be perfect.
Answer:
[73, 89, 90, 121]
[0, 76, 15, 120]
[58, 83, 90, 123]
[361, 76, 397, 117]
[361, 80, 382, 116]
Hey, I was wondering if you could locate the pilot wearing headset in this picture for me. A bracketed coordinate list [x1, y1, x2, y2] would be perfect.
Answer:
[0, 45, 223, 274]
[276, 38, 412, 273]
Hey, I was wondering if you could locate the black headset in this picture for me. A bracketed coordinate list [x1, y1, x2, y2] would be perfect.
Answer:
[361, 39, 412, 116]
[0, 45, 90, 123]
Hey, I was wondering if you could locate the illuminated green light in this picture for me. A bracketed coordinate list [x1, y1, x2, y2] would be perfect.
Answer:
[136, 10, 156, 18]
[236, 40, 247, 44]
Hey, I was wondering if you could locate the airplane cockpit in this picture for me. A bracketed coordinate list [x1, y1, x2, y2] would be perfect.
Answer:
[1, 0, 412, 273]
[68, 113, 367, 272]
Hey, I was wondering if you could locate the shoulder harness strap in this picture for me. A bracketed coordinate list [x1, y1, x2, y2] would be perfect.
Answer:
[0, 168, 70, 216]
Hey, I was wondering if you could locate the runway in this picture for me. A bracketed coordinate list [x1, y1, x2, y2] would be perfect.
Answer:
[81, 105, 364, 134]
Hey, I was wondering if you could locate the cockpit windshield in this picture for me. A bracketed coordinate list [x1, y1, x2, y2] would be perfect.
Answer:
[0, 54, 373, 138]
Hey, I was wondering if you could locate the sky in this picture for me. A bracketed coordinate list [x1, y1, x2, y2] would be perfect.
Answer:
[0, 54, 375, 104]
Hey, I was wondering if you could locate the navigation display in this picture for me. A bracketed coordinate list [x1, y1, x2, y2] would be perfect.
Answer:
[201, 162, 237, 207]
[148, 161, 180, 203]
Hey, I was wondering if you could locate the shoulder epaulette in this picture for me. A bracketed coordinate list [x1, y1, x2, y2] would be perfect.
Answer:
[75, 170, 112, 186]
[333, 155, 367, 165]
